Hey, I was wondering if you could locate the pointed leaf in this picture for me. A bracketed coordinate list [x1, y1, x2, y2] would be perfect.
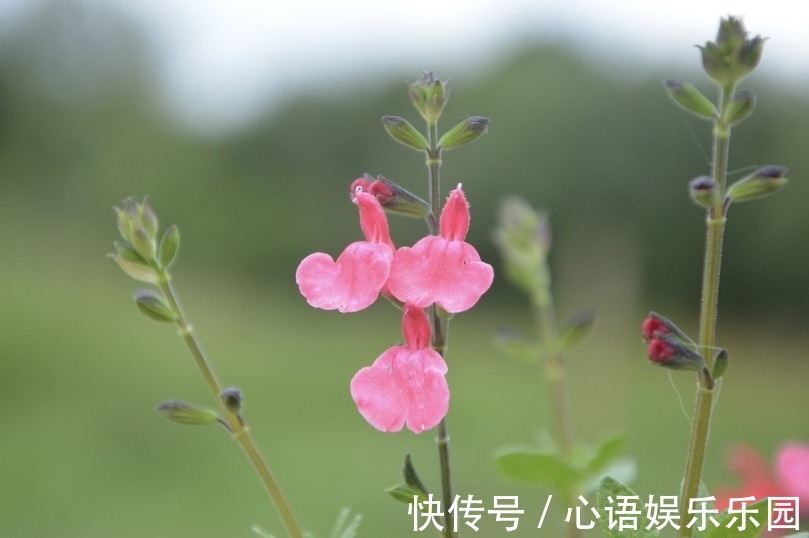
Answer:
[402, 454, 429, 497]
[387, 484, 428, 505]
[494, 447, 581, 489]
[559, 309, 596, 352]
[133, 289, 177, 322]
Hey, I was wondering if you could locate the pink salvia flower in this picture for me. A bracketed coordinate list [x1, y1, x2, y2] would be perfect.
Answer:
[350, 305, 449, 433]
[777, 442, 809, 505]
[296, 190, 394, 312]
[387, 185, 494, 313]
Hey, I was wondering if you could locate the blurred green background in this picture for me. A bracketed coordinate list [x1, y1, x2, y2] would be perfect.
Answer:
[1, 2, 807, 537]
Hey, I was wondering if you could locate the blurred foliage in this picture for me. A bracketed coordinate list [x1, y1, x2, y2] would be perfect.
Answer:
[2, 1, 808, 317]
[1, 3, 807, 538]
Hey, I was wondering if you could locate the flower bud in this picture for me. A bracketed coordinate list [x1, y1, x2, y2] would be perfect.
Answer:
[724, 90, 756, 126]
[382, 115, 429, 151]
[353, 175, 430, 219]
[642, 311, 692, 342]
[647, 334, 706, 372]
[689, 176, 720, 208]
[700, 17, 764, 87]
[159, 224, 180, 269]
[156, 400, 221, 426]
[438, 116, 490, 150]
[663, 80, 717, 120]
[408, 72, 450, 124]
[727, 165, 788, 203]
[712, 348, 729, 380]
[108, 251, 158, 283]
[133, 288, 177, 322]
[220, 387, 242, 415]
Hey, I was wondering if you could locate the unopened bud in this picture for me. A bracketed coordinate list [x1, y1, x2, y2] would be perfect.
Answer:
[700, 17, 764, 87]
[354, 175, 430, 219]
[156, 400, 220, 426]
[109, 252, 158, 284]
[133, 289, 176, 322]
[724, 90, 756, 125]
[642, 312, 695, 347]
[382, 116, 429, 151]
[663, 80, 717, 120]
[408, 72, 450, 124]
[438, 116, 490, 150]
[712, 348, 729, 380]
[647, 334, 705, 372]
[727, 165, 788, 203]
[689, 176, 720, 208]
[220, 387, 242, 415]
[159, 224, 180, 269]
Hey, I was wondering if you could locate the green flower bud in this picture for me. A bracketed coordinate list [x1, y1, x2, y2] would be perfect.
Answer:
[159, 224, 180, 269]
[689, 176, 720, 208]
[133, 288, 177, 322]
[131, 226, 157, 262]
[438, 116, 490, 150]
[724, 90, 756, 126]
[139, 197, 159, 239]
[114, 206, 134, 243]
[727, 165, 788, 203]
[408, 72, 450, 124]
[699, 17, 765, 87]
[382, 115, 428, 151]
[663, 80, 718, 120]
[109, 253, 158, 283]
[156, 400, 221, 426]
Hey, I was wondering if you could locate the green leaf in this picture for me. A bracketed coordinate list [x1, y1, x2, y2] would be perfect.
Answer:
[386, 484, 428, 505]
[584, 436, 626, 476]
[663, 79, 718, 120]
[559, 309, 596, 352]
[494, 447, 581, 489]
[381, 115, 429, 151]
[701, 498, 769, 538]
[596, 476, 660, 538]
[159, 224, 180, 269]
[402, 454, 429, 496]
[108, 253, 158, 284]
[437, 116, 489, 150]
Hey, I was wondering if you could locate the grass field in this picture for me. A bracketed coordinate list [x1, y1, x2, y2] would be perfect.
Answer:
[1, 206, 807, 537]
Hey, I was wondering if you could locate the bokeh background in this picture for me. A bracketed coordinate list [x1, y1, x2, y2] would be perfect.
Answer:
[1, 0, 807, 536]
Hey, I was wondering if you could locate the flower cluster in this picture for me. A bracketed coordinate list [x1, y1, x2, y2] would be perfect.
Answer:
[296, 181, 493, 432]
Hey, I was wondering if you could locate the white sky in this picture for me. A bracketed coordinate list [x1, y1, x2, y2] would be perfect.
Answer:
[3, 0, 808, 133]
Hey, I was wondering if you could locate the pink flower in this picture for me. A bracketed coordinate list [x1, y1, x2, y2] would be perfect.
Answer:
[296, 190, 394, 313]
[387, 185, 494, 313]
[350, 305, 449, 433]
[715, 442, 809, 533]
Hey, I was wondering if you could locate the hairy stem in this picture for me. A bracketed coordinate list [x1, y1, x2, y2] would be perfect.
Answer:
[678, 85, 734, 537]
[425, 120, 457, 538]
[158, 276, 304, 538]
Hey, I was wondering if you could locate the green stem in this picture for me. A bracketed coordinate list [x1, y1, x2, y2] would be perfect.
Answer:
[158, 276, 304, 538]
[678, 85, 734, 537]
[425, 121, 457, 538]
[533, 285, 580, 538]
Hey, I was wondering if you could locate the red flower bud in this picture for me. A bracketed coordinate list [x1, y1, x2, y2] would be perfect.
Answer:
[642, 315, 670, 340]
[648, 338, 676, 363]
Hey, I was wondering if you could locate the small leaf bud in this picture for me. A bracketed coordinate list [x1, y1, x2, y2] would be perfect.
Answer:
[382, 116, 429, 151]
[699, 17, 765, 87]
[559, 309, 596, 352]
[438, 116, 489, 150]
[139, 197, 159, 239]
[133, 288, 177, 322]
[663, 80, 718, 120]
[712, 348, 729, 380]
[724, 90, 756, 125]
[131, 226, 157, 263]
[156, 400, 220, 426]
[689, 176, 720, 208]
[727, 165, 788, 203]
[220, 387, 242, 415]
[159, 224, 180, 269]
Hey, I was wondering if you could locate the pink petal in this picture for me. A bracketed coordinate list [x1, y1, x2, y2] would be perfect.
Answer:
[356, 191, 394, 249]
[439, 185, 470, 241]
[402, 304, 431, 351]
[776, 442, 809, 501]
[388, 236, 494, 313]
[296, 241, 393, 312]
[350, 347, 448, 434]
